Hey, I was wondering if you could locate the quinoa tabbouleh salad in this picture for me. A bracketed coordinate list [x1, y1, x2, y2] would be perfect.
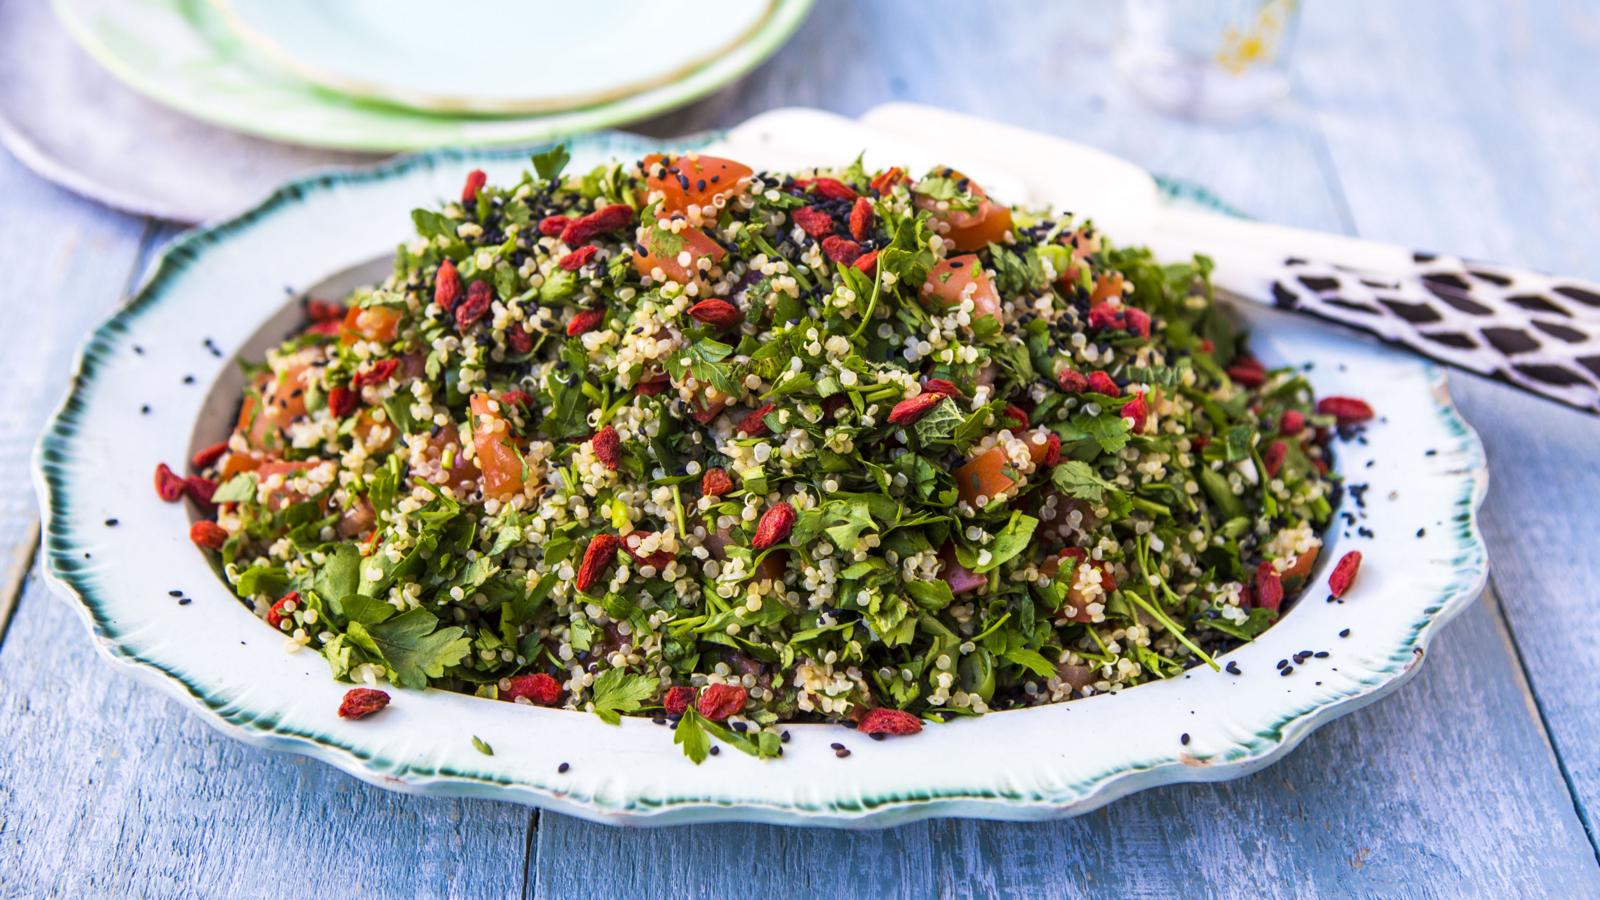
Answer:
[157, 146, 1371, 761]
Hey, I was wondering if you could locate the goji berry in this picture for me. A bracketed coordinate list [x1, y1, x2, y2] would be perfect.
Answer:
[1120, 393, 1148, 432]
[567, 308, 605, 336]
[435, 257, 462, 311]
[455, 280, 492, 331]
[1279, 409, 1306, 435]
[687, 298, 743, 330]
[663, 685, 694, 716]
[266, 591, 299, 630]
[853, 249, 879, 276]
[1263, 440, 1288, 477]
[792, 206, 835, 238]
[1042, 432, 1062, 467]
[154, 463, 186, 502]
[351, 358, 399, 388]
[538, 214, 570, 236]
[559, 245, 600, 271]
[922, 378, 961, 397]
[820, 235, 863, 265]
[560, 203, 634, 245]
[461, 168, 487, 203]
[189, 520, 228, 550]
[1002, 403, 1030, 430]
[1316, 396, 1375, 425]
[499, 389, 533, 408]
[504, 673, 562, 706]
[185, 476, 217, 509]
[848, 197, 873, 240]
[306, 298, 344, 322]
[1253, 561, 1284, 611]
[697, 683, 747, 721]
[1087, 302, 1123, 331]
[888, 391, 945, 426]
[858, 707, 922, 736]
[1227, 356, 1266, 387]
[575, 534, 620, 593]
[751, 502, 795, 550]
[737, 403, 775, 437]
[804, 177, 857, 201]
[507, 324, 534, 354]
[1087, 370, 1121, 397]
[1057, 369, 1089, 394]
[635, 373, 669, 396]
[338, 688, 390, 719]
[1328, 550, 1363, 598]
[327, 386, 357, 418]
[591, 425, 621, 470]
[700, 467, 734, 497]
[1125, 307, 1152, 338]
[190, 441, 229, 471]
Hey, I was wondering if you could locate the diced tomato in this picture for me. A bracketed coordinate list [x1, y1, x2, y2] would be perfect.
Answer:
[218, 451, 261, 481]
[1091, 272, 1125, 304]
[340, 305, 402, 345]
[914, 171, 1014, 251]
[337, 499, 376, 539]
[643, 153, 751, 215]
[469, 393, 524, 501]
[1279, 545, 1322, 586]
[419, 427, 480, 494]
[923, 254, 1001, 319]
[255, 459, 315, 511]
[237, 358, 314, 448]
[1042, 548, 1117, 623]
[954, 446, 1016, 508]
[632, 225, 726, 285]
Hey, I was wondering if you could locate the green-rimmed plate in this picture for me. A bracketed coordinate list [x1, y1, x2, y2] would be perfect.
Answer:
[33, 115, 1488, 826]
[50, 0, 813, 152]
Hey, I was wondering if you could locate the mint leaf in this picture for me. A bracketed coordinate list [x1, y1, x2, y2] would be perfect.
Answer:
[211, 473, 256, 504]
[674, 707, 712, 764]
[532, 144, 571, 181]
[973, 511, 1037, 573]
[357, 607, 471, 689]
[1051, 461, 1115, 503]
[589, 668, 659, 725]
[472, 735, 494, 756]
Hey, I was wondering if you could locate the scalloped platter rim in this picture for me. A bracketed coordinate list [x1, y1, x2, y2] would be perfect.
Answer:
[33, 123, 1488, 827]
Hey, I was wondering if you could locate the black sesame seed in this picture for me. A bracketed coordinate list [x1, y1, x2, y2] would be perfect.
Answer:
[1340, 628, 1351, 638]
[1280, 666, 1294, 676]
[168, 590, 183, 597]
[1416, 527, 1426, 538]
[829, 742, 844, 751]
[178, 597, 191, 606]
[1314, 651, 1330, 658]
[869, 733, 886, 741]
[182, 375, 195, 385]
[1276, 659, 1288, 670]
[834, 747, 851, 759]
[1180, 733, 1191, 745]
[780, 731, 791, 743]
[141, 405, 151, 415]
[1225, 661, 1242, 675]
[709, 746, 721, 756]
[133, 345, 144, 355]
[105, 518, 119, 527]
[558, 762, 570, 773]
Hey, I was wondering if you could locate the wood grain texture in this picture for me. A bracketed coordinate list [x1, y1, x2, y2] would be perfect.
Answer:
[2, 0, 1597, 895]
[1295, 0, 1600, 850]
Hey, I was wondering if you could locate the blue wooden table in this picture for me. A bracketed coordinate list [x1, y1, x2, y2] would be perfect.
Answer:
[4, 1, 1600, 895]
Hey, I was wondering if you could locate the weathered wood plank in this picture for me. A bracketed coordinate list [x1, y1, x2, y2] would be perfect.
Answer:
[0, 568, 533, 897]
[0, 148, 148, 639]
[1296, 0, 1600, 849]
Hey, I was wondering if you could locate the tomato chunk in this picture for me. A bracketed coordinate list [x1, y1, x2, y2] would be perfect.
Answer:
[632, 225, 726, 285]
[954, 446, 1016, 508]
[923, 254, 1001, 319]
[914, 171, 1013, 251]
[469, 393, 525, 501]
[643, 153, 751, 215]
[340, 305, 402, 345]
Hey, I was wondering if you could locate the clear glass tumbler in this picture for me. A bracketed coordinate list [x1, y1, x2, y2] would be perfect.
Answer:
[1114, 0, 1302, 120]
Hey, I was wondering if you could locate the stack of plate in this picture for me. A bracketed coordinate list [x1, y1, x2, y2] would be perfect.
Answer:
[1, 0, 812, 220]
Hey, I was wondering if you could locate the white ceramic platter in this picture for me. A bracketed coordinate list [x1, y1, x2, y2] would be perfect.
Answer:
[49, 0, 813, 152]
[211, 0, 775, 115]
[34, 114, 1487, 827]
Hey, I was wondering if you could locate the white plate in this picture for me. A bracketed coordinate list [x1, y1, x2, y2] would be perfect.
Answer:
[212, 0, 774, 115]
[34, 114, 1488, 826]
[50, 0, 813, 152]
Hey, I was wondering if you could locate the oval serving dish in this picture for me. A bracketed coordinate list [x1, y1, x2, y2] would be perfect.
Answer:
[34, 128, 1487, 827]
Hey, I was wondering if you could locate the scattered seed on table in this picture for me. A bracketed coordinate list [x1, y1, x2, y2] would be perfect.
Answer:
[1280, 666, 1294, 677]
[1225, 661, 1242, 675]
[709, 746, 720, 756]
[1339, 629, 1351, 638]
[834, 747, 852, 759]
[105, 518, 118, 527]
[182, 375, 195, 385]
[168, 589, 183, 597]
[178, 598, 191, 606]
[1180, 733, 1191, 746]
[558, 762, 570, 774]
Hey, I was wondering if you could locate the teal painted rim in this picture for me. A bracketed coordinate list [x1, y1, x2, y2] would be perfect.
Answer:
[50, 0, 815, 152]
[33, 133, 1490, 825]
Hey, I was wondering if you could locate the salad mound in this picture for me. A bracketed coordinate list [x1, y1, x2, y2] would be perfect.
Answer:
[182, 147, 1344, 761]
